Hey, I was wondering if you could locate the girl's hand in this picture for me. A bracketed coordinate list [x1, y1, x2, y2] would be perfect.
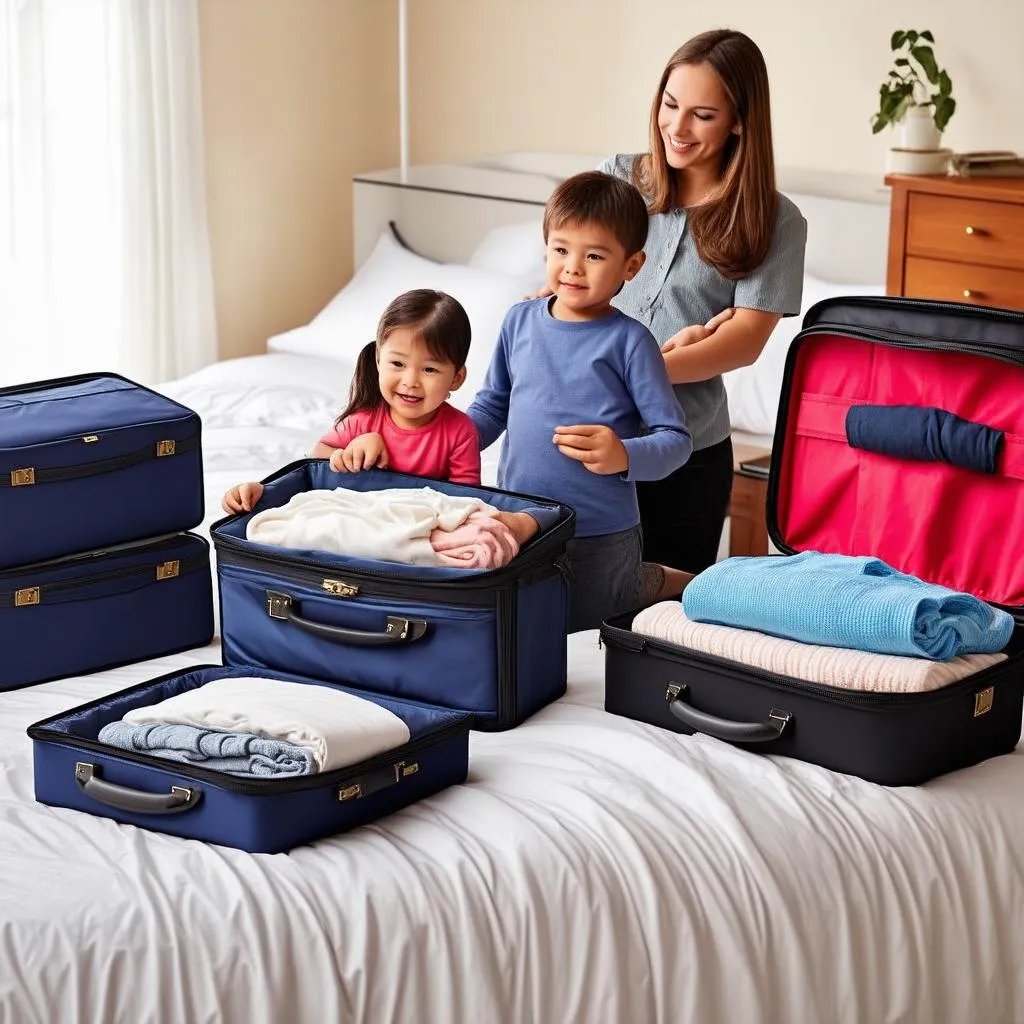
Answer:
[553, 424, 629, 475]
[222, 481, 264, 514]
[331, 433, 389, 473]
[661, 307, 736, 353]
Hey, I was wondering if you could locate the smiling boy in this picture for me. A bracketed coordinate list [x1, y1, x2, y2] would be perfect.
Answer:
[467, 171, 693, 632]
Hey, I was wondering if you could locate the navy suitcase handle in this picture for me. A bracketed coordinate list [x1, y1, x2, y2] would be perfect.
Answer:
[665, 683, 791, 743]
[75, 762, 201, 815]
[265, 590, 428, 646]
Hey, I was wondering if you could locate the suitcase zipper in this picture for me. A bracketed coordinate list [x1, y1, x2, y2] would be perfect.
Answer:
[0, 433, 200, 487]
[27, 664, 470, 796]
[0, 549, 207, 607]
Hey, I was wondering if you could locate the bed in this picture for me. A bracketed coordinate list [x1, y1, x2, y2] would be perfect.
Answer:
[3, 153, 1023, 1024]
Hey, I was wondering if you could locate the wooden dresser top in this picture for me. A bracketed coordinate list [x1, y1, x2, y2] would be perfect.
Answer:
[885, 174, 1024, 203]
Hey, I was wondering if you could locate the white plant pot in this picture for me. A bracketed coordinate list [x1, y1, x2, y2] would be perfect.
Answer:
[899, 106, 942, 152]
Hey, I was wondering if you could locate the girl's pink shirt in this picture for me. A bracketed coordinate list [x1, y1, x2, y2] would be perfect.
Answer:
[319, 402, 481, 485]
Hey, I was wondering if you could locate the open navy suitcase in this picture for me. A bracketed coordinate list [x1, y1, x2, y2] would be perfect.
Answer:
[602, 296, 1024, 785]
[28, 664, 471, 854]
[0, 371, 203, 568]
[211, 461, 576, 731]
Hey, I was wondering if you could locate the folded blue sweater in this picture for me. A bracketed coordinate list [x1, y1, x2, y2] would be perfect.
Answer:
[682, 551, 1014, 660]
[98, 721, 316, 777]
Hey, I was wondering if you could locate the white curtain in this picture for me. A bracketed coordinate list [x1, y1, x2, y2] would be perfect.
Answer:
[0, 0, 217, 388]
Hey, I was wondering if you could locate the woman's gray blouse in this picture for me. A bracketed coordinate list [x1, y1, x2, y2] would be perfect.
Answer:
[599, 153, 807, 450]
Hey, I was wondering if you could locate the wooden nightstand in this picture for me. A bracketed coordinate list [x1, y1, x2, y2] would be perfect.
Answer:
[885, 174, 1024, 310]
[728, 442, 770, 558]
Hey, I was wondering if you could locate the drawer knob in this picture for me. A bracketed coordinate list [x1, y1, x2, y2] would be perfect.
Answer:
[965, 225, 974, 235]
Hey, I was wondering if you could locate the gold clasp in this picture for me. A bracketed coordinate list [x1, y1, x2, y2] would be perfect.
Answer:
[156, 440, 176, 457]
[10, 467, 35, 486]
[155, 560, 180, 580]
[973, 686, 994, 717]
[82, 435, 99, 443]
[322, 578, 359, 597]
[338, 783, 362, 801]
[15, 586, 40, 607]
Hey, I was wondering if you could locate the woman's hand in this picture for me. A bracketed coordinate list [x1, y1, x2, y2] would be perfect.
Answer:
[330, 433, 389, 473]
[523, 285, 553, 301]
[553, 424, 629, 475]
[661, 307, 736, 353]
[222, 481, 264, 514]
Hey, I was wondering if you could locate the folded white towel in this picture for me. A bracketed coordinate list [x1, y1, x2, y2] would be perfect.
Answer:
[632, 601, 1007, 693]
[123, 677, 411, 771]
[246, 486, 495, 566]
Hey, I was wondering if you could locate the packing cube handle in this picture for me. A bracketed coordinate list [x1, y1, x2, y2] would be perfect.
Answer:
[74, 762, 201, 815]
[665, 683, 791, 743]
[265, 590, 428, 646]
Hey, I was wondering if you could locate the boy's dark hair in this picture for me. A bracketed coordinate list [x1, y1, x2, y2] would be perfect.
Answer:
[542, 170, 649, 256]
[337, 289, 471, 424]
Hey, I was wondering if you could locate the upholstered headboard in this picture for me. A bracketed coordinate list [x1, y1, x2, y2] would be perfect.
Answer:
[352, 151, 891, 286]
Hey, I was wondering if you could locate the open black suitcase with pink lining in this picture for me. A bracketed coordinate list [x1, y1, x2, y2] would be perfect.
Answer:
[602, 296, 1024, 785]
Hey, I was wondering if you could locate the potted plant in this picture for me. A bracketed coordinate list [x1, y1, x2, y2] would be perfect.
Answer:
[872, 29, 956, 155]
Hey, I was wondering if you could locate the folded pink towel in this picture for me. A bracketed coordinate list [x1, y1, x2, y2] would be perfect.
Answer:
[429, 511, 519, 569]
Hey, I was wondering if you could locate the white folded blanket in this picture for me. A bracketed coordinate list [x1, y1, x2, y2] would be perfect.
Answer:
[632, 601, 1007, 693]
[123, 677, 411, 771]
[246, 486, 495, 566]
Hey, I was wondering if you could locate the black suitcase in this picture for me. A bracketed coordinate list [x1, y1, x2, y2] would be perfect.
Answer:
[602, 296, 1024, 785]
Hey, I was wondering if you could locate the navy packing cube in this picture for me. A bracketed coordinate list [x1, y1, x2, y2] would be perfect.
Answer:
[211, 461, 575, 730]
[602, 296, 1024, 785]
[0, 372, 203, 568]
[28, 664, 471, 853]
[1, 532, 214, 691]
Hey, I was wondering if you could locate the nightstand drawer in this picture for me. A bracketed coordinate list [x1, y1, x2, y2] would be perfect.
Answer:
[907, 193, 1024, 270]
[904, 256, 1024, 309]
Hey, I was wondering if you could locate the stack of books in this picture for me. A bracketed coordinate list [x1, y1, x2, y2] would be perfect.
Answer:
[949, 151, 1024, 178]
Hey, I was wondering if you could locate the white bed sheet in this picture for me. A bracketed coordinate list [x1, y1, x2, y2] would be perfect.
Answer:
[3, 353, 1024, 1024]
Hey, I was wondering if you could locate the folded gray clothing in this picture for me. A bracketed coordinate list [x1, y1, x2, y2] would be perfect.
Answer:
[97, 720, 316, 777]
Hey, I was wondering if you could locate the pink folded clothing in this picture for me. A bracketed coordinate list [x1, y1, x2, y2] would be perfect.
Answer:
[429, 511, 519, 569]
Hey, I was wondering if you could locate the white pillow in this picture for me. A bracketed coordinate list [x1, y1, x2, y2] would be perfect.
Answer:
[468, 219, 546, 286]
[267, 229, 538, 405]
[724, 276, 886, 437]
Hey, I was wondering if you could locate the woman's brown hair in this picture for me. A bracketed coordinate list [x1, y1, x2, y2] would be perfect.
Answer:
[633, 29, 778, 279]
[336, 289, 471, 424]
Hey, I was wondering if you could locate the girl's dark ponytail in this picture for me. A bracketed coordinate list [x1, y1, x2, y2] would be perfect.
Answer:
[335, 340, 382, 425]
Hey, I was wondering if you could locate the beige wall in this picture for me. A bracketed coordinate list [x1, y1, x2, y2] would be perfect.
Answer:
[198, 0, 1022, 361]
[198, 0, 397, 361]
[408, 0, 1024, 175]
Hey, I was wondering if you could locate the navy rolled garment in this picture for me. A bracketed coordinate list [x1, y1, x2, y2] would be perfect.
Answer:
[846, 404, 1003, 474]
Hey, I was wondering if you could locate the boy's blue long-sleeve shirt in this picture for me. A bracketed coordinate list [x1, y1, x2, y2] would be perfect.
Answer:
[467, 298, 692, 538]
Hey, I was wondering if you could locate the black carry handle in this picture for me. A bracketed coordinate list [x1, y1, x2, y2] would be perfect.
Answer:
[665, 683, 791, 743]
[74, 762, 201, 815]
[265, 591, 428, 646]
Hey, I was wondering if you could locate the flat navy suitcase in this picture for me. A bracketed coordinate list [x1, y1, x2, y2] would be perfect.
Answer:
[602, 296, 1024, 785]
[1, 532, 214, 691]
[211, 461, 575, 731]
[28, 664, 470, 853]
[0, 372, 203, 568]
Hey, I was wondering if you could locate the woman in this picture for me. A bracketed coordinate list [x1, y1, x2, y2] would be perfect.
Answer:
[600, 28, 807, 574]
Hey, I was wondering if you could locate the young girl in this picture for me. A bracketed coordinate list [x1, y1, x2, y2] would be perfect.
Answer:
[599, 30, 808, 574]
[222, 289, 540, 548]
